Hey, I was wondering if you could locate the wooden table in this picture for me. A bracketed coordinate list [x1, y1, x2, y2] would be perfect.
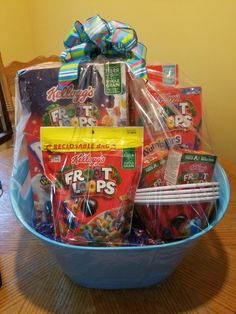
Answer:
[0, 148, 235, 314]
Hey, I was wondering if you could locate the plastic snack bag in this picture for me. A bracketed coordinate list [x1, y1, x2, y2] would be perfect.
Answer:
[41, 126, 143, 246]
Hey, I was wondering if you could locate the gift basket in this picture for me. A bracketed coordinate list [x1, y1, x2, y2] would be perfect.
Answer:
[10, 15, 230, 289]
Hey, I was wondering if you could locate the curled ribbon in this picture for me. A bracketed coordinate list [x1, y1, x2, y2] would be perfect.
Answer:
[58, 15, 147, 89]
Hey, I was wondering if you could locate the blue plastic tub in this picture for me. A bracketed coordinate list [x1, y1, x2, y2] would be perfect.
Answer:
[10, 159, 230, 289]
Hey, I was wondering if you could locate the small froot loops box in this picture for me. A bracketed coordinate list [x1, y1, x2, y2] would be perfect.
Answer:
[164, 149, 217, 185]
[139, 150, 168, 188]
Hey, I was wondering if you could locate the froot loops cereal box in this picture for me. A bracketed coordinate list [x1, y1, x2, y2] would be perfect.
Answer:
[129, 77, 202, 156]
[17, 60, 130, 227]
[164, 148, 217, 185]
[147, 84, 202, 153]
[139, 150, 168, 188]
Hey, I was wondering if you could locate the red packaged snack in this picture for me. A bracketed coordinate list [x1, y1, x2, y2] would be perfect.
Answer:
[164, 149, 217, 185]
[139, 150, 168, 188]
[147, 64, 179, 86]
[41, 127, 143, 246]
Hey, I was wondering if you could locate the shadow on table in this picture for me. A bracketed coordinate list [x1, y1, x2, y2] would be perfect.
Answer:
[14, 229, 228, 313]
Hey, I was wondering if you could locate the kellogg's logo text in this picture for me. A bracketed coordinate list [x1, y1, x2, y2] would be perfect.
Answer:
[46, 84, 94, 103]
[71, 153, 106, 167]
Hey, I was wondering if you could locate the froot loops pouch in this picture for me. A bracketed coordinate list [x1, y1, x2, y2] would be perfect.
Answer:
[41, 127, 143, 246]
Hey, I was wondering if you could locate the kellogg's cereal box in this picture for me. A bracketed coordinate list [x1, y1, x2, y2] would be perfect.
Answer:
[130, 82, 202, 156]
[149, 85, 202, 152]
[164, 149, 217, 185]
[18, 60, 129, 226]
[139, 150, 168, 188]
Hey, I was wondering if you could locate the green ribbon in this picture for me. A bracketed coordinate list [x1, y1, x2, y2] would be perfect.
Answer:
[58, 15, 147, 89]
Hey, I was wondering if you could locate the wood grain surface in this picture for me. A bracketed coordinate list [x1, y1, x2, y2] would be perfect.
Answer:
[0, 148, 235, 314]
